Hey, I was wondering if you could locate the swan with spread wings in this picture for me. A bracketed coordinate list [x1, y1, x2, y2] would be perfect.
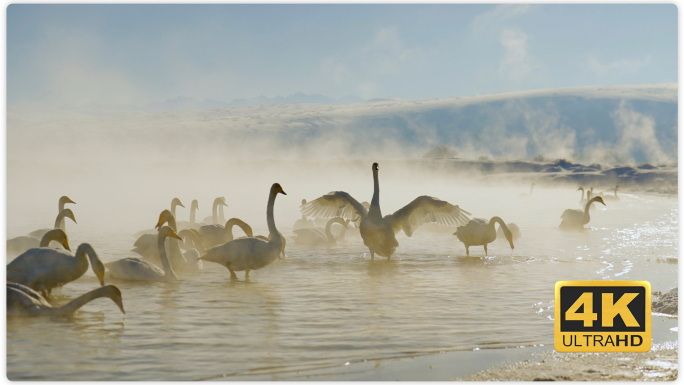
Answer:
[302, 162, 471, 260]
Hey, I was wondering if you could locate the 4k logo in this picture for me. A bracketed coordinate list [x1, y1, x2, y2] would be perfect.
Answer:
[555, 281, 651, 352]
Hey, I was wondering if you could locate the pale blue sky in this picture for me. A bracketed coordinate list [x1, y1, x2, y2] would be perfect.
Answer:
[7, 4, 677, 106]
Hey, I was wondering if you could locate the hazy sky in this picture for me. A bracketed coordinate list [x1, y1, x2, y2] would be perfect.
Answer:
[7, 4, 677, 106]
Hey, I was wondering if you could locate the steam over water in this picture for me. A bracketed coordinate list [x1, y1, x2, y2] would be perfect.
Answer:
[6, 161, 678, 380]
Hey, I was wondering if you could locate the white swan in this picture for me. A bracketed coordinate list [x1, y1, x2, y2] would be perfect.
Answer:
[177, 229, 204, 270]
[7, 229, 70, 254]
[577, 187, 587, 204]
[177, 199, 200, 230]
[7, 282, 125, 317]
[9, 209, 77, 253]
[132, 198, 185, 238]
[497, 222, 521, 241]
[105, 226, 181, 281]
[601, 185, 620, 201]
[454, 217, 515, 256]
[201, 183, 286, 279]
[201, 197, 227, 225]
[519, 183, 535, 197]
[302, 163, 470, 260]
[199, 217, 252, 249]
[292, 217, 349, 246]
[293, 199, 316, 230]
[7, 243, 106, 297]
[27, 196, 76, 239]
[560, 196, 606, 230]
[133, 210, 195, 272]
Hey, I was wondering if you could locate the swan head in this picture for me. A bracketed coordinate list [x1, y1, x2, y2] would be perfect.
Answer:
[272, 183, 287, 195]
[372, 162, 379, 171]
[594, 196, 606, 206]
[159, 226, 183, 241]
[362, 201, 370, 210]
[301, 199, 307, 205]
[155, 209, 174, 230]
[78, 243, 105, 287]
[191, 199, 199, 209]
[171, 198, 185, 208]
[43, 229, 70, 250]
[60, 208, 77, 224]
[60, 196, 76, 205]
[576, 187, 584, 191]
[102, 285, 125, 314]
[220, 197, 228, 207]
[616, 185, 620, 190]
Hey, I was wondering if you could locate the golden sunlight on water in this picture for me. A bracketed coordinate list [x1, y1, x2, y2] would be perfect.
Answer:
[6, 174, 678, 380]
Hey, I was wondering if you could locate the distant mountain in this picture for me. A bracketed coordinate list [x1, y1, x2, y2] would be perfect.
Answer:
[58, 93, 365, 115]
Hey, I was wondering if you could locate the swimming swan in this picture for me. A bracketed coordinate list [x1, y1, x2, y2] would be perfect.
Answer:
[454, 217, 515, 256]
[293, 199, 316, 230]
[201, 197, 227, 225]
[601, 185, 620, 201]
[560, 196, 606, 230]
[10, 209, 77, 253]
[177, 199, 200, 230]
[302, 163, 470, 260]
[7, 282, 125, 317]
[27, 196, 76, 239]
[519, 183, 535, 197]
[292, 217, 349, 246]
[201, 183, 286, 279]
[7, 243, 105, 297]
[132, 198, 185, 238]
[7, 229, 71, 254]
[105, 226, 182, 281]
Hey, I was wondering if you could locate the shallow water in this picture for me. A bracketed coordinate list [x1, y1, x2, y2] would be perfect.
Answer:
[6, 186, 678, 380]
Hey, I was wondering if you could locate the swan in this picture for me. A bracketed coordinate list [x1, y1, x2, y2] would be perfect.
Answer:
[7, 282, 125, 317]
[302, 162, 470, 260]
[454, 217, 515, 256]
[560, 196, 606, 230]
[133, 210, 195, 272]
[497, 222, 521, 241]
[519, 183, 535, 197]
[292, 217, 349, 246]
[201, 197, 227, 224]
[7, 243, 106, 297]
[577, 187, 586, 204]
[201, 183, 286, 279]
[7, 229, 71, 256]
[199, 217, 253, 249]
[293, 199, 316, 230]
[601, 185, 620, 201]
[105, 226, 181, 281]
[177, 199, 200, 230]
[9, 209, 77, 253]
[132, 198, 185, 238]
[27, 196, 76, 239]
[177, 229, 204, 270]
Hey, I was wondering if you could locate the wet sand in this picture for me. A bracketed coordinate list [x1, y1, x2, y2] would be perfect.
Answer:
[458, 342, 677, 381]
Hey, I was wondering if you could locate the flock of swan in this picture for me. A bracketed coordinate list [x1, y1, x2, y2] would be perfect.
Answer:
[6, 162, 618, 317]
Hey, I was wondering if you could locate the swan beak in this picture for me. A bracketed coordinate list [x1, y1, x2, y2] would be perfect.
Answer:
[66, 197, 76, 204]
[170, 231, 183, 241]
[155, 217, 164, 230]
[97, 272, 105, 287]
[509, 240, 515, 250]
[63, 239, 71, 251]
[180, 203, 185, 208]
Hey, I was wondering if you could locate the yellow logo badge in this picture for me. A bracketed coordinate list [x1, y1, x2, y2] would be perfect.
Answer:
[554, 281, 651, 352]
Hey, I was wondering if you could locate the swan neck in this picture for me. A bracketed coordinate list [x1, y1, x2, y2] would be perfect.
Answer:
[530, 184, 534, 194]
[54, 212, 67, 230]
[225, 218, 253, 241]
[218, 204, 225, 223]
[369, 169, 381, 217]
[39, 231, 60, 247]
[212, 200, 219, 225]
[614, 186, 619, 197]
[53, 286, 111, 316]
[266, 191, 279, 236]
[190, 204, 196, 224]
[158, 235, 177, 279]
[489, 216, 508, 232]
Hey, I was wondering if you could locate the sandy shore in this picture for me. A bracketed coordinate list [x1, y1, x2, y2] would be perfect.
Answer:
[458, 342, 678, 381]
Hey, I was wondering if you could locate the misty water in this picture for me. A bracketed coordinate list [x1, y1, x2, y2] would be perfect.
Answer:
[6, 162, 677, 380]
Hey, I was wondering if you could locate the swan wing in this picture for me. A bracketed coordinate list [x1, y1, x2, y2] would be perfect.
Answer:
[387, 196, 471, 237]
[301, 192, 367, 222]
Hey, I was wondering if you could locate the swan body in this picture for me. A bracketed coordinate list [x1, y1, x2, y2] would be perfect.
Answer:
[560, 196, 606, 230]
[601, 185, 620, 201]
[178, 229, 204, 270]
[177, 199, 201, 230]
[7, 229, 71, 254]
[106, 226, 181, 281]
[201, 183, 286, 279]
[7, 282, 125, 317]
[293, 199, 316, 230]
[302, 163, 470, 260]
[454, 217, 515, 256]
[11, 209, 77, 253]
[7, 243, 105, 296]
[292, 217, 348, 246]
[27, 196, 76, 239]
